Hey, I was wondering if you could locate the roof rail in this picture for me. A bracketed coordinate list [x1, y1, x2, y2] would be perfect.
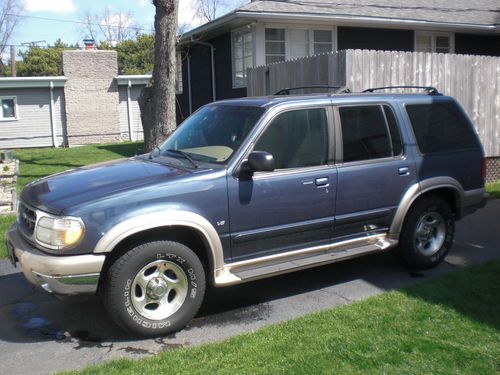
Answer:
[274, 86, 351, 95]
[362, 86, 441, 95]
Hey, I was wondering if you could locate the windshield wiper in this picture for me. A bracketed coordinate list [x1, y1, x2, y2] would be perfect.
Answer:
[148, 146, 161, 160]
[166, 149, 199, 168]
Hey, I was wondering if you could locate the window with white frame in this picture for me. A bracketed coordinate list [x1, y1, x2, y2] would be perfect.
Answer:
[176, 52, 183, 94]
[0, 97, 17, 121]
[265, 27, 336, 64]
[415, 31, 454, 53]
[289, 29, 309, 58]
[313, 30, 333, 55]
[265, 28, 286, 64]
[232, 29, 254, 88]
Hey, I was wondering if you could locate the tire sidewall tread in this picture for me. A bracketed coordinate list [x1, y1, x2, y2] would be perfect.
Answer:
[398, 197, 455, 270]
[102, 240, 206, 337]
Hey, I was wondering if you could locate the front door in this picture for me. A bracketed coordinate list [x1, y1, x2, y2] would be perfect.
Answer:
[227, 107, 337, 261]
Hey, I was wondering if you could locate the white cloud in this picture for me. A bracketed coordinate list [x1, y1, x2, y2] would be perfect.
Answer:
[139, 0, 151, 7]
[24, 0, 76, 13]
[178, 0, 204, 31]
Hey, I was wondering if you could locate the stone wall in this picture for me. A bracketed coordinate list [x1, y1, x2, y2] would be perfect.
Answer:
[62, 50, 121, 145]
[0, 159, 18, 215]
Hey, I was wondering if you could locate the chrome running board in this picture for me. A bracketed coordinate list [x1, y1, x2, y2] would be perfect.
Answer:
[214, 234, 397, 286]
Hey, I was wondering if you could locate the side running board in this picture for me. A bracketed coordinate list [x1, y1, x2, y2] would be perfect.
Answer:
[214, 234, 397, 286]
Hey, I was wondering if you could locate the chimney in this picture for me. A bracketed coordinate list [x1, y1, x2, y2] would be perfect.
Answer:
[83, 38, 95, 51]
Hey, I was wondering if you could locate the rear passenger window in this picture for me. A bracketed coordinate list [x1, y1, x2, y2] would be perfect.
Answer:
[339, 106, 394, 162]
[406, 102, 479, 153]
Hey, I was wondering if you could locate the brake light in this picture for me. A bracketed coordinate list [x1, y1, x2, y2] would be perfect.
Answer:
[481, 158, 486, 181]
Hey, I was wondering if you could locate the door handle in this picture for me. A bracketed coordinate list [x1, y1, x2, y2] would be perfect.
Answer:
[398, 167, 410, 176]
[315, 177, 329, 187]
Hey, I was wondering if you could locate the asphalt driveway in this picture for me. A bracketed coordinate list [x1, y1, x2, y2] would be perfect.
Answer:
[0, 199, 499, 375]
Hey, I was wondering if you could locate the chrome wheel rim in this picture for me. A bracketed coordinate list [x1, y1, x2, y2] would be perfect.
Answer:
[131, 260, 188, 321]
[414, 211, 446, 256]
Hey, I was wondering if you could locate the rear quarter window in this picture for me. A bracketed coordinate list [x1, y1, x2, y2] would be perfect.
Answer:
[406, 102, 479, 153]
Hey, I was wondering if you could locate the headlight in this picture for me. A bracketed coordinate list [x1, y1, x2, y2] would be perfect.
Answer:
[35, 217, 84, 249]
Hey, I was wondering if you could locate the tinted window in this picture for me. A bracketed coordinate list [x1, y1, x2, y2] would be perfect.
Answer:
[254, 108, 328, 169]
[406, 102, 479, 153]
[339, 106, 392, 162]
[384, 105, 403, 156]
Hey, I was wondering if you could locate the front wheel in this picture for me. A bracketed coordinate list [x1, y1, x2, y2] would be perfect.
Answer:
[102, 240, 206, 337]
[396, 197, 455, 270]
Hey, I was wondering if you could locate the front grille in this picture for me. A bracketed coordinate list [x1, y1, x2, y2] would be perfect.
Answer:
[18, 201, 37, 237]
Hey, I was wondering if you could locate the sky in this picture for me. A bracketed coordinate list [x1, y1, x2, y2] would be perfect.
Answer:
[10, 0, 235, 49]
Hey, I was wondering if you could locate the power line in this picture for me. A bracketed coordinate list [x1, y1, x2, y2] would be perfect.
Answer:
[5, 13, 154, 33]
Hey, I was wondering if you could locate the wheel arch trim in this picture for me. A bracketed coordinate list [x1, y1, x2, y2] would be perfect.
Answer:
[389, 177, 464, 238]
[93, 211, 227, 283]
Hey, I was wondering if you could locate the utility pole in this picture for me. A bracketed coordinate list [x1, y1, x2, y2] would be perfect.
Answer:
[10, 45, 16, 77]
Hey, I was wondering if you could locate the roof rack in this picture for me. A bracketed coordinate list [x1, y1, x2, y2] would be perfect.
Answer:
[274, 85, 351, 95]
[362, 86, 441, 95]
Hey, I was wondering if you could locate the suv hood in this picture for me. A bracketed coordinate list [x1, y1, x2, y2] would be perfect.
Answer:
[20, 157, 194, 214]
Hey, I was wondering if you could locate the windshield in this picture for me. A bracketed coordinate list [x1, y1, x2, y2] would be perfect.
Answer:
[158, 104, 265, 165]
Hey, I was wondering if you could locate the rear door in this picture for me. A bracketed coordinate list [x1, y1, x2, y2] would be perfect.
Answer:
[333, 103, 417, 239]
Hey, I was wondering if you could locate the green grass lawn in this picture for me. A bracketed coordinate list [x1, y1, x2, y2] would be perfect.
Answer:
[486, 182, 500, 199]
[0, 142, 143, 259]
[63, 260, 500, 375]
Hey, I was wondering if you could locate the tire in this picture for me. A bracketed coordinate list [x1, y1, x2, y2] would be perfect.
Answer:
[396, 197, 455, 270]
[101, 240, 206, 337]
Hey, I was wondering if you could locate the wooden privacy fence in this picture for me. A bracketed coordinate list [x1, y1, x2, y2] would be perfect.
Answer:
[247, 49, 500, 157]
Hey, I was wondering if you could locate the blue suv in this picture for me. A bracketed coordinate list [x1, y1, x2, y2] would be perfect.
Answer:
[6, 86, 486, 336]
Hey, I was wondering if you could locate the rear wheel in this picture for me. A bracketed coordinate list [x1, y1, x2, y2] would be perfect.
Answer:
[102, 240, 206, 337]
[397, 197, 455, 270]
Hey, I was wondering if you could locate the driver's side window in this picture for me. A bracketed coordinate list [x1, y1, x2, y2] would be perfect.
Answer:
[254, 108, 329, 170]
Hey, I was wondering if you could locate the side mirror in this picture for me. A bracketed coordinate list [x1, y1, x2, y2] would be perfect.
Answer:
[241, 151, 275, 175]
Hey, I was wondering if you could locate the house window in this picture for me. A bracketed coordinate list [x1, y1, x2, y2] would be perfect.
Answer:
[0, 97, 17, 121]
[265, 27, 336, 64]
[265, 28, 286, 64]
[289, 29, 309, 59]
[313, 30, 333, 54]
[232, 29, 254, 88]
[176, 52, 183, 94]
[415, 32, 454, 53]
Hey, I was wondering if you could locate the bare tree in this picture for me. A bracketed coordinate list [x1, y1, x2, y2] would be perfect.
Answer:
[139, 0, 179, 152]
[0, 0, 24, 73]
[194, 0, 247, 23]
[194, 0, 226, 23]
[80, 7, 139, 45]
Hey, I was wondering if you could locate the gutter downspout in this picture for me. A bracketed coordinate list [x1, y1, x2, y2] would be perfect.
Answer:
[190, 38, 216, 102]
[187, 53, 193, 114]
[126, 79, 133, 141]
[49, 81, 58, 148]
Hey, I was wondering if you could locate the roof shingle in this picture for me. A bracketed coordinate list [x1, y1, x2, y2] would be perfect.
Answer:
[238, 0, 500, 27]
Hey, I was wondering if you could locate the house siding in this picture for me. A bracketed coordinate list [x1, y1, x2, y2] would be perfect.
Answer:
[0, 87, 66, 149]
[455, 33, 500, 57]
[338, 27, 414, 52]
[118, 85, 144, 141]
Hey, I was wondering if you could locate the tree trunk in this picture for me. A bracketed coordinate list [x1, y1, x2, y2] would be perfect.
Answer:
[139, 0, 179, 152]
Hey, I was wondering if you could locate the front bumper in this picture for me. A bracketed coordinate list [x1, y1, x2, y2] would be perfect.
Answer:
[6, 224, 105, 296]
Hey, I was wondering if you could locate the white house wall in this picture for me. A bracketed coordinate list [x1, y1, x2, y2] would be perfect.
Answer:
[0, 87, 66, 149]
[118, 85, 144, 141]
